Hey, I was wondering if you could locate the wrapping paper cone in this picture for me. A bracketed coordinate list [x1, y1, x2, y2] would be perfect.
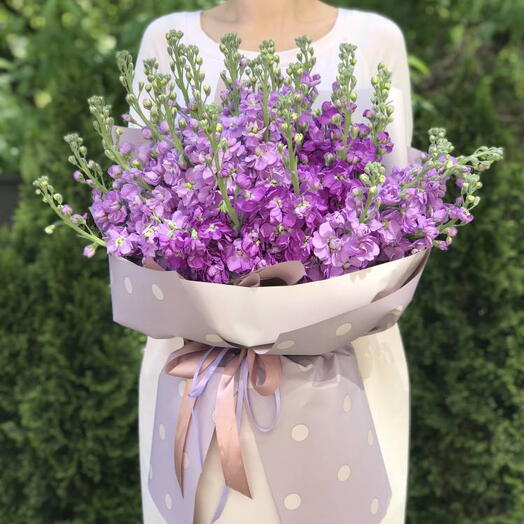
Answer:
[109, 248, 430, 524]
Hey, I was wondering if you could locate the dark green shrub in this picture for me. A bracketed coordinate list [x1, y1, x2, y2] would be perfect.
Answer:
[0, 0, 522, 522]
[0, 1, 213, 522]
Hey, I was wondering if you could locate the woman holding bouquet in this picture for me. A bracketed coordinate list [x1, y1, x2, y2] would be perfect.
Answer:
[131, 1, 415, 522]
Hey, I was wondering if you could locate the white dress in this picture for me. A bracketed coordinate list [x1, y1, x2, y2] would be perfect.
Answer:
[130, 8, 414, 524]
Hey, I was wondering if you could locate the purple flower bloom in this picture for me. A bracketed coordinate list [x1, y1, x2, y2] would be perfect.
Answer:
[106, 228, 139, 257]
[245, 144, 279, 171]
[69, 63, 483, 284]
[237, 185, 266, 212]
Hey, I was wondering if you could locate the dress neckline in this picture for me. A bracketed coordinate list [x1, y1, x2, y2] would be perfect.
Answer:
[185, 8, 347, 63]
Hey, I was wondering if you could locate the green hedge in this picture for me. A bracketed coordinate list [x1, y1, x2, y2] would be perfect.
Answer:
[0, 1, 213, 522]
[0, 0, 522, 522]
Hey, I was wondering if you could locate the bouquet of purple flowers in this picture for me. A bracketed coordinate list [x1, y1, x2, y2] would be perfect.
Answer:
[35, 32, 503, 283]
[33, 31, 506, 524]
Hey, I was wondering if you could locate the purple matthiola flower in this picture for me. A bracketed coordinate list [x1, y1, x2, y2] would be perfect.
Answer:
[318, 101, 338, 126]
[347, 234, 380, 268]
[106, 228, 139, 257]
[81, 68, 470, 283]
[143, 168, 162, 186]
[312, 222, 350, 269]
[236, 185, 266, 213]
[239, 93, 262, 119]
[101, 190, 127, 224]
[378, 210, 403, 245]
[243, 121, 265, 148]
[245, 144, 279, 171]
[224, 238, 255, 273]
[221, 115, 246, 139]
[108, 165, 122, 179]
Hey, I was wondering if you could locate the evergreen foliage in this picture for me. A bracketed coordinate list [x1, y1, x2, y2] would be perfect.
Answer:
[0, 0, 522, 522]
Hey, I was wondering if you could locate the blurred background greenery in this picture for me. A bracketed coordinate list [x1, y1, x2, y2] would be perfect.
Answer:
[0, 0, 522, 522]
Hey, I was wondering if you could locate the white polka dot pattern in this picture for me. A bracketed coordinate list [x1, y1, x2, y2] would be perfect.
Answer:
[338, 465, 351, 481]
[343, 395, 352, 412]
[164, 493, 172, 510]
[151, 284, 164, 300]
[158, 423, 166, 440]
[284, 493, 301, 510]
[370, 498, 379, 515]
[276, 339, 295, 350]
[392, 305, 404, 315]
[335, 322, 352, 336]
[291, 424, 309, 442]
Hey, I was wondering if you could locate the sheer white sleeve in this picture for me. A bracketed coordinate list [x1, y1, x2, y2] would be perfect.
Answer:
[384, 22, 414, 147]
[128, 17, 175, 128]
[127, 22, 158, 128]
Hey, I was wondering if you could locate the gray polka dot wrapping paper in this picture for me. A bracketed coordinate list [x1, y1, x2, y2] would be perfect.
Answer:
[109, 248, 430, 523]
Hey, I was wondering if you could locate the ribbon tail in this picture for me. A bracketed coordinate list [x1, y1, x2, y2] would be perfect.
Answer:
[174, 378, 196, 496]
[211, 485, 230, 523]
[215, 351, 252, 498]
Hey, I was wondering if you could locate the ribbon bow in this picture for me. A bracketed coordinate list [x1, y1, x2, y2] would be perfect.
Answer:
[161, 261, 306, 503]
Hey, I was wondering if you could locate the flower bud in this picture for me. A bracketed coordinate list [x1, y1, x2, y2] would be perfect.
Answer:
[331, 114, 342, 126]
[324, 153, 334, 166]
[359, 174, 371, 185]
[83, 245, 97, 258]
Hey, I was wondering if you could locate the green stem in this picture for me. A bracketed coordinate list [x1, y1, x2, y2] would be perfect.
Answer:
[208, 133, 241, 230]
[284, 131, 300, 195]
